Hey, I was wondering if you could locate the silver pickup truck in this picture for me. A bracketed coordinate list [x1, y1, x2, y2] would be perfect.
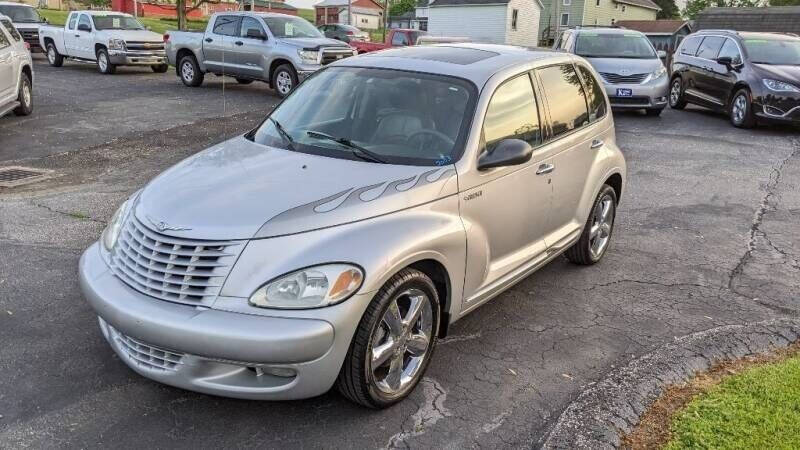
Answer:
[165, 12, 355, 97]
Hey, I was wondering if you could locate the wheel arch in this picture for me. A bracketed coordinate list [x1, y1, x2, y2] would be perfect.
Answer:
[20, 64, 32, 84]
[729, 81, 752, 106]
[407, 259, 452, 338]
[94, 43, 106, 55]
[604, 172, 623, 204]
[268, 58, 294, 83]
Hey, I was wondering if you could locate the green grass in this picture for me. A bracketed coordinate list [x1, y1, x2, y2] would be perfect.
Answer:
[37, 9, 207, 34]
[297, 8, 315, 23]
[666, 356, 800, 449]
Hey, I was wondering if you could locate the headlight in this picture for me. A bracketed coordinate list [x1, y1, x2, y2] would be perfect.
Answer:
[108, 39, 126, 51]
[643, 66, 667, 83]
[249, 264, 364, 309]
[298, 49, 319, 64]
[101, 200, 129, 251]
[762, 79, 800, 93]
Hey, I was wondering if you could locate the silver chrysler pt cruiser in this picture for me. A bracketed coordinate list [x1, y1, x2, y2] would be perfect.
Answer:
[79, 44, 626, 408]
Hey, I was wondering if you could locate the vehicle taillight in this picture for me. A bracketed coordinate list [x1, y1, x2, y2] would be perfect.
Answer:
[163, 33, 170, 42]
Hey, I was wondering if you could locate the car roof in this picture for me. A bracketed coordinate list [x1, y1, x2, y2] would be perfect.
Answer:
[0, 1, 35, 5]
[336, 43, 572, 86]
[68, 10, 134, 16]
[574, 27, 645, 35]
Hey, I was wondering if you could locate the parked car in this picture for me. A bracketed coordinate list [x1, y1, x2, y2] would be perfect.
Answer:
[39, 11, 168, 74]
[0, 14, 33, 118]
[79, 44, 625, 408]
[166, 12, 355, 98]
[555, 27, 669, 116]
[0, 1, 46, 52]
[350, 28, 426, 54]
[670, 30, 800, 128]
[318, 23, 369, 43]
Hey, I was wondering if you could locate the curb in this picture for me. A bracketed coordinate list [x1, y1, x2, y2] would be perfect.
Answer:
[539, 318, 800, 449]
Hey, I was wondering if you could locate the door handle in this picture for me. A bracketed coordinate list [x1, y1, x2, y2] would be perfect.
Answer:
[536, 163, 555, 175]
[205, 38, 213, 43]
[590, 139, 604, 149]
[234, 41, 243, 46]
[74, 34, 80, 37]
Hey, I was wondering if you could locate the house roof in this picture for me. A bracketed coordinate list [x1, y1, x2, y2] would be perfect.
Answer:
[614, 0, 661, 11]
[315, 0, 382, 8]
[251, 0, 298, 10]
[430, 0, 511, 6]
[616, 20, 690, 34]
[698, 5, 800, 16]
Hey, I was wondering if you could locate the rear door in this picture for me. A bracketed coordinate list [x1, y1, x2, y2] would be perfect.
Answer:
[203, 15, 240, 73]
[689, 36, 726, 107]
[0, 26, 14, 104]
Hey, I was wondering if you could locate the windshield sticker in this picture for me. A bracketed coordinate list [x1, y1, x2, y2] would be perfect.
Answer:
[435, 155, 452, 166]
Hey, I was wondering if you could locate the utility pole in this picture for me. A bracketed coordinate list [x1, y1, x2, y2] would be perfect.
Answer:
[347, 0, 352, 25]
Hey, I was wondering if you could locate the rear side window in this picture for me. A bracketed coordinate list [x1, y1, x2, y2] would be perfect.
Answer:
[696, 36, 725, 59]
[679, 36, 701, 55]
[213, 15, 240, 36]
[0, 19, 21, 41]
[576, 65, 607, 122]
[537, 64, 589, 138]
[482, 74, 541, 151]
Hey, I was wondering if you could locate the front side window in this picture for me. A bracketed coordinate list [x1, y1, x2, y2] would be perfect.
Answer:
[696, 36, 724, 59]
[577, 65, 607, 122]
[679, 35, 701, 55]
[92, 15, 144, 31]
[482, 74, 541, 152]
[0, 5, 41, 22]
[213, 15, 240, 36]
[1, 19, 22, 41]
[575, 32, 657, 59]
[717, 38, 742, 65]
[249, 67, 477, 166]
[240, 16, 265, 38]
[78, 14, 92, 31]
[537, 64, 589, 137]
[744, 38, 800, 65]
[263, 16, 322, 38]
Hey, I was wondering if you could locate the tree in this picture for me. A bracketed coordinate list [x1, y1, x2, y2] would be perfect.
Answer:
[176, 0, 214, 30]
[769, 0, 800, 5]
[653, 0, 680, 18]
[682, 0, 762, 19]
[388, 0, 416, 16]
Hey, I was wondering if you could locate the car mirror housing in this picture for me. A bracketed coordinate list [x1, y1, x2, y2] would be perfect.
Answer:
[77, 23, 91, 32]
[716, 56, 733, 68]
[477, 139, 533, 171]
[247, 29, 267, 40]
[657, 50, 667, 59]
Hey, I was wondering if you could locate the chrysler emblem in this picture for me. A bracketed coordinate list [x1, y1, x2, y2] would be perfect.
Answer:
[147, 215, 191, 232]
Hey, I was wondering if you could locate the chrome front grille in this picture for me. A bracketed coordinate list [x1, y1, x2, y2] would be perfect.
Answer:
[320, 48, 354, 65]
[109, 325, 184, 372]
[125, 41, 165, 52]
[599, 72, 649, 84]
[110, 215, 243, 305]
[19, 29, 39, 45]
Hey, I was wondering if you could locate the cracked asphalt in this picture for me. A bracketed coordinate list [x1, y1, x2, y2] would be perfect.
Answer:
[1, 57, 799, 449]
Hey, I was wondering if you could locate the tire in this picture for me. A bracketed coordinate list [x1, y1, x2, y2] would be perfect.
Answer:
[730, 88, 756, 129]
[337, 268, 440, 408]
[178, 54, 204, 87]
[96, 48, 116, 75]
[668, 77, 687, 110]
[13, 73, 33, 116]
[645, 108, 663, 117]
[565, 185, 617, 265]
[271, 64, 297, 98]
[46, 42, 63, 67]
[235, 77, 254, 85]
[151, 64, 169, 73]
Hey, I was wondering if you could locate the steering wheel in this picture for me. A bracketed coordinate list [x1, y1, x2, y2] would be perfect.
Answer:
[407, 129, 455, 151]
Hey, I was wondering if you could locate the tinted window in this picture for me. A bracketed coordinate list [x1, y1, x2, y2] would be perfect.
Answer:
[0, 27, 9, 49]
[68, 14, 77, 30]
[537, 64, 589, 137]
[744, 38, 800, 65]
[78, 14, 91, 30]
[482, 74, 541, 151]
[392, 32, 408, 46]
[240, 16, 265, 38]
[1, 19, 21, 41]
[213, 15, 240, 36]
[575, 32, 656, 59]
[717, 38, 742, 65]
[0, 4, 41, 22]
[577, 65, 607, 122]
[696, 36, 724, 59]
[679, 35, 701, 55]
[93, 15, 144, 30]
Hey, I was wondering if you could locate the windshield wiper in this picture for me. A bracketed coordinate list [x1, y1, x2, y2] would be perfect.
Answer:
[306, 130, 388, 164]
[269, 117, 296, 151]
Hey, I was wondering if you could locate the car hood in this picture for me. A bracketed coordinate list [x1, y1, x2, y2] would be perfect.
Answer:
[97, 29, 163, 42]
[583, 57, 662, 74]
[134, 136, 458, 240]
[279, 36, 351, 49]
[753, 63, 800, 85]
[12, 22, 42, 31]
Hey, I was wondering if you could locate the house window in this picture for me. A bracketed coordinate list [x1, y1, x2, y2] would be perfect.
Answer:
[560, 13, 569, 26]
[611, 18, 616, 25]
[621, 4, 626, 11]
[596, 0, 599, 5]
[563, 0, 571, 5]
[511, 9, 518, 30]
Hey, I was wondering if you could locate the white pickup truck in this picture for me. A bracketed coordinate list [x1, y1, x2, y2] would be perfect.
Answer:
[39, 11, 167, 74]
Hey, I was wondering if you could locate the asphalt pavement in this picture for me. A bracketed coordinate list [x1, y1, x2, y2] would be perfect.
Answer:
[0, 57, 798, 449]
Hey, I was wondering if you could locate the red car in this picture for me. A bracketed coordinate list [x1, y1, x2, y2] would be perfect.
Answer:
[350, 28, 426, 54]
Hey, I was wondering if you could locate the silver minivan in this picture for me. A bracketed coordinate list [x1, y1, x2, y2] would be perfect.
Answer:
[556, 27, 669, 116]
[79, 44, 626, 408]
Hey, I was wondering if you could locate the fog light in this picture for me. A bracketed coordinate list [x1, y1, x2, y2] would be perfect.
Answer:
[254, 366, 296, 378]
[764, 105, 785, 116]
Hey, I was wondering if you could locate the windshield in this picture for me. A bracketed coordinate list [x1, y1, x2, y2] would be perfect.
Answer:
[744, 38, 800, 65]
[575, 32, 657, 59]
[92, 15, 144, 30]
[0, 5, 41, 22]
[263, 16, 321, 38]
[249, 67, 476, 166]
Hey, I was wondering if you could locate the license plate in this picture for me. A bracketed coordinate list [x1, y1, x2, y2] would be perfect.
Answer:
[616, 88, 633, 97]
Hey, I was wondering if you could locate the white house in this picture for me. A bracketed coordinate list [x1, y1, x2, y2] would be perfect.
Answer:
[427, 0, 542, 47]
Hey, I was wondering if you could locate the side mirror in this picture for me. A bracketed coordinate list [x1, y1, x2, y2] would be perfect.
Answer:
[77, 23, 91, 32]
[716, 55, 733, 69]
[43, 17, 48, 23]
[477, 139, 533, 171]
[247, 29, 266, 40]
[657, 50, 667, 59]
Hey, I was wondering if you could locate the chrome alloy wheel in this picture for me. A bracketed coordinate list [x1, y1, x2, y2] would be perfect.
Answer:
[98, 52, 108, 71]
[181, 60, 194, 82]
[589, 195, 614, 259]
[21, 81, 31, 108]
[276, 71, 292, 95]
[370, 288, 433, 395]
[732, 94, 747, 124]
[669, 79, 681, 106]
[47, 46, 56, 64]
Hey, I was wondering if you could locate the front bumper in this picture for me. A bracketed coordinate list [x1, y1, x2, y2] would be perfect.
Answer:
[79, 243, 368, 400]
[108, 50, 167, 66]
[755, 93, 800, 125]
[604, 76, 669, 110]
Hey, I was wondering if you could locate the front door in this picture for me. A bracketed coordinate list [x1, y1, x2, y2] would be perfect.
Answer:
[75, 13, 95, 59]
[707, 38, 742, 106]
[233, 16, 268, 79]
[460, 72, 552, 306]
[203, 15, 240, 74]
